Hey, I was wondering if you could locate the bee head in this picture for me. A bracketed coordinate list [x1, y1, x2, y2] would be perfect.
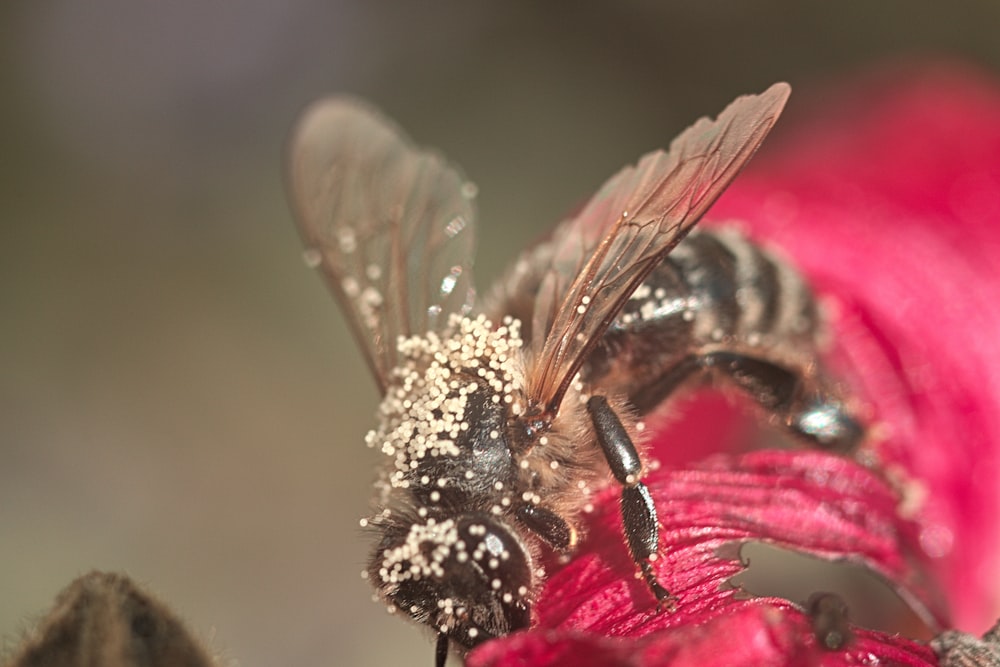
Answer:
[369, 512, 533, 650]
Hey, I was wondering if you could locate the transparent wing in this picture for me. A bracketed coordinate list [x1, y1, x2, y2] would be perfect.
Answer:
[527, 82, 791, 415]
[287, 97, 477, 394]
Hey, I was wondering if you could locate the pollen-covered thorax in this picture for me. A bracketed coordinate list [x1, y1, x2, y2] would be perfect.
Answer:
[364, 314, 526, 491]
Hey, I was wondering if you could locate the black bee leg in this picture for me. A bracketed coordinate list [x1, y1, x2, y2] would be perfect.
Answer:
[623, 484, 674, 608]
[630, 354, 703, 414]
[435, 632, 449, 667]
[807, 592, 852, 650]
[700, 352, 864, 453]
[516, 504, 575, 554]
[586, 395, 675, 610]
[630, 352, 863, 453]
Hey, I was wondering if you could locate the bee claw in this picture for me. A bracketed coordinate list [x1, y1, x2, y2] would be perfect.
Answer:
[656, 594, 679, 614]
[639, 560, 675, 612]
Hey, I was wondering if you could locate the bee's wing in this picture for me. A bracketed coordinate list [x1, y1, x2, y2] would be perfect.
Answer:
[527, 83, 791, 415]
[287, 98, 476, 394]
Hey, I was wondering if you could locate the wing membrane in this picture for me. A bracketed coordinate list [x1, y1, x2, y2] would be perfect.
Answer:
[287, 98, 477, 393]
[527, 83, 791, 414]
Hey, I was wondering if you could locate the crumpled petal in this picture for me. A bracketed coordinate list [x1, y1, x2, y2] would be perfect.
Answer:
[471, 450, 940, 667]
[532, 452, 941, 637]
[470, 606, 936, 667]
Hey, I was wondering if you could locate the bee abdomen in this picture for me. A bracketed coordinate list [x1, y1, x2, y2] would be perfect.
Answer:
[588, 227, 825, 405]
[673, 228, 818, 348]
[609, 228, 818, 352]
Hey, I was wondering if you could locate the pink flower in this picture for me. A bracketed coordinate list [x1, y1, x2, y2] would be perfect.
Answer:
[468, 63, 1000, 666]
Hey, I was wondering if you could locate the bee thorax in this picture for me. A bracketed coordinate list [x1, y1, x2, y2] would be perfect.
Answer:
[366, 314, 527, 497]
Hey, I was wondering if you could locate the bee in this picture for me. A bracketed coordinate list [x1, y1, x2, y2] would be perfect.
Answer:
[286, 82, 863, 665]
[933, 619, 1000, 667]
[6, 571, 217, 667]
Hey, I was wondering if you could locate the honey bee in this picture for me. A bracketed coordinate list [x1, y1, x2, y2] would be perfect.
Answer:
[933, 620, 1000, 667]
[286, 82, 863, 665]
[6, 571, 216, 667]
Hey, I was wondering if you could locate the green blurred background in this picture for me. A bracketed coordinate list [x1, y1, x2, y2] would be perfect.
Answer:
[3, 2, 1000, 665]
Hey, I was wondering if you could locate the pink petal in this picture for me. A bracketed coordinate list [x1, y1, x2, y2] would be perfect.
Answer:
[470, 606, 936, 667]
[713, 62, 1000, 628]
[470, 447, 943, 666]
[469, 63, 1000, 666]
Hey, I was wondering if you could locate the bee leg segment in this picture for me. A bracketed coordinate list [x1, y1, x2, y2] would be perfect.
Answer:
[701, 352, 864, 453]
[435, 632, 449, 667]
[586, 395, 675, 609]
[516, 504, 575, 554]
[807, 592, 853, 651]
[630, 354, 704, 414]
[623, 484, 675, 609]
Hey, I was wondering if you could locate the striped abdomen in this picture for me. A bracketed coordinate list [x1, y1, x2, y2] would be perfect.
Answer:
[584, 227, 861, 450]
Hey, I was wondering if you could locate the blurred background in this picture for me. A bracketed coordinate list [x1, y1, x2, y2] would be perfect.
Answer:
[3, 2, 1000, 665]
